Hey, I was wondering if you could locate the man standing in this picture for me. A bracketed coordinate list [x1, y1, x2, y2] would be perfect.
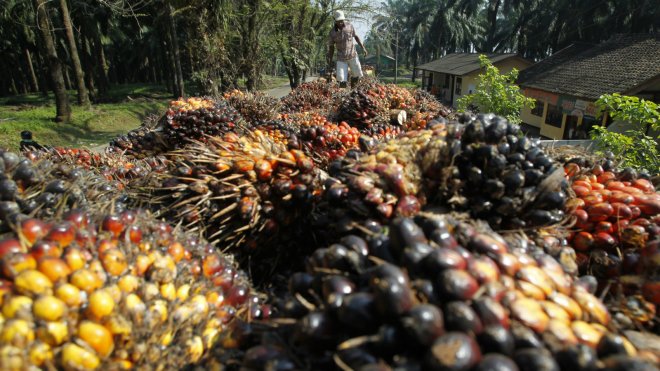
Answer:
[327, 10, 368, 88]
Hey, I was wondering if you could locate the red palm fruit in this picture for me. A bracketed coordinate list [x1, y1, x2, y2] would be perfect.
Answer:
[587, 202, 614, 222]
[595, 221, 613, 234]
[574, 209, 589, 224]
[126, 225, 142, 244]
[632, 179, 654, 193]
[572, 232, 594, 251]
[594, 232, 616, 251]
[610, 203, 632, 220]
[641, 280, 660, 305]
[609, 191, 634, 205]
[0, 239, 23, 259]
[45, 222, 75, 248]
[20, 219, 50, 244]
[597, 172, 616, 184]
[101, 215, 124, 238]
[64, 210, 90, 229]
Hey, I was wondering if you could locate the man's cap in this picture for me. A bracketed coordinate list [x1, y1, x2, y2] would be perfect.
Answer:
[334, 10, 345, 22]
[21, 131, 32, 140]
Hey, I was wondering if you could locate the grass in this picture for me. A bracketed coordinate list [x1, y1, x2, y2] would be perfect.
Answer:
[377, 76, 421, 89]
[0, 84, 170, 151]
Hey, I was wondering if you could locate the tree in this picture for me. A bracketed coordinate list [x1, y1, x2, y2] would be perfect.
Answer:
[34, 0, 71, 122]
[457, 54, 535, 124]
[591, 93, 660, 173]
[59, 0, 90, 107]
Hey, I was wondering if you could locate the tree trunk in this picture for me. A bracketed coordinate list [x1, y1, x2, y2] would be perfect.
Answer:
[168, 4, 184, 98]
[34, 0, 71, 122]
[93, 31, 109, 97]
[58, 0, 90, 107]
[81, 35, 96, 102]
[35, 49, 50, 96]
[24, 48, 39, 92]
[63, 66, 72, 90]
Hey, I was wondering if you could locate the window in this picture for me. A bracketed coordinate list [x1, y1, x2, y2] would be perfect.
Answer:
[531, 103, 544, 117]
[545, 104, 563, 128]
[443, 74, 450, 88]
[455, 77, 462, 95]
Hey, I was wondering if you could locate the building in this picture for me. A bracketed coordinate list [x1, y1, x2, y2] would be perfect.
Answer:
[414, 53, 532, 107]
[518, 34, 660, 139]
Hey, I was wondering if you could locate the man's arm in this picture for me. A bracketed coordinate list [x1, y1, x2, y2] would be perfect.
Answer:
[354, 34, 368, 56]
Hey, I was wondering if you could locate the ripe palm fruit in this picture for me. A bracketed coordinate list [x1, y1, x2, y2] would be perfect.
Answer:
[223, 89, 281, 124]
[279, 113, 363, 167]
[0, 209, 261, 370]
[141, 131, 324, 272]
[560, 160, 659, 330]
[234, 213, 652, 370]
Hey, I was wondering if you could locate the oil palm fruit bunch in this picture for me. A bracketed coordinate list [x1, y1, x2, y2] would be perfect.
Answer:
[24, 147, 167, 184]
[107, 115, 167, 158]
[561, 159, 659, 330]
[0, 150, 128, 233]
[281, 80, 343, 114]
[250, 118, 302, 148]
[223, 90, 280, 125]
[422, 113, 568, 230]
[141, 131, 323, 272]
[237, 213, 656, 370]
[160, 97, 246, 149]
[313, 124, 450, 241]
[337, 87, 392, 131]
[412, 89, 453, 118]
[109, 97, 246, 158]
[281, 113, 362, 167]
[0, 208, 262, 370]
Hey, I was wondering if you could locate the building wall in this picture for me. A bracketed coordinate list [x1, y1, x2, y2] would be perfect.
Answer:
[453, 58, 532, 107]
[521, 102, 547, 128]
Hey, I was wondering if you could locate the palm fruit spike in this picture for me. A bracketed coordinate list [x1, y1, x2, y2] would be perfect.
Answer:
[0, 149, 132, 233]
[223, 89, 281, 125]
[140, 131, 323, 275]
[108, 97, 247, 158]
[232, 213, 654, 370]
[0, 209, 263, 370]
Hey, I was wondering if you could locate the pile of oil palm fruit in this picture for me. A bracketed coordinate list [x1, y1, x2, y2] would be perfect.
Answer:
[2, 78, 658, 370]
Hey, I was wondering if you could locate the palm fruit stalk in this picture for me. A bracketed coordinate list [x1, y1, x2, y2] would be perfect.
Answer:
[0, 208, 263, 370]
[0, 149, 130, 232]
[138, 131, 324, 280]
[233, 213, 656, 370]
[560, 158, 660, 331]
[109, 97, 246, 157]
[223, 90, 281, 125]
